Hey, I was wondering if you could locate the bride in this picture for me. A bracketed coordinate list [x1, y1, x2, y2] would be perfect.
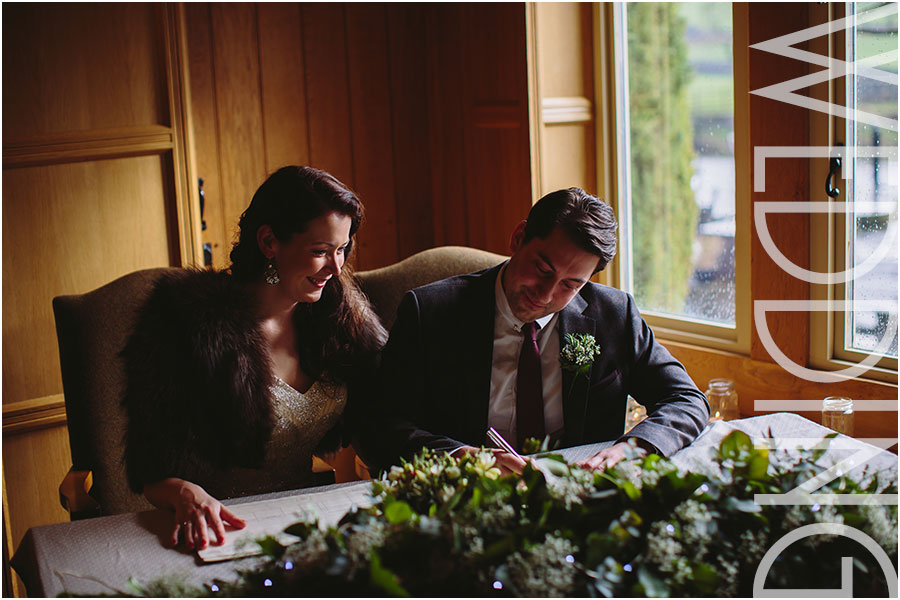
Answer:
[122, 166, 386, 551]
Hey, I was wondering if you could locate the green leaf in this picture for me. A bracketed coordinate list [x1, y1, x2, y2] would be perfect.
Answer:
[690, 561, 720, 593]
[637, 566, 670, 597]
[385, 500, 414, 524]
[256, 535, 286, 558]
[748, 450, 770, 480]
[370, 549, 410, 597]
[588, 488, 618, 500]
[284, 521, 315, 539]
[125, 577, 148, 596]
[723, 497, 762, 513]
[470, 486, 483, 509]
[719, 430, 753, 460]
[482, 536, 516, 560]
[621, 480, 641, 501]
[812, 433, 838, 462]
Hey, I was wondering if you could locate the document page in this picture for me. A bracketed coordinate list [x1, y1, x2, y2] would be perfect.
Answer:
[198, 482, 374, 563]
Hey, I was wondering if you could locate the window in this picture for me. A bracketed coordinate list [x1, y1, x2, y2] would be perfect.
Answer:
[842, 2, 898, 359]
[612, 3, 750, 351]
[809, 1, 897, 379]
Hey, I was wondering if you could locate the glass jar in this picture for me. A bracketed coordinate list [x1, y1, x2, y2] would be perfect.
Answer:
[706, 378, 739, 421]
[624, 395, 647, 432]
[822, 397, 854, 436]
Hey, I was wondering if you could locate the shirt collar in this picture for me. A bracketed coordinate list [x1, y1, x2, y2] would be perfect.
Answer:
[495, 263, 556, 333]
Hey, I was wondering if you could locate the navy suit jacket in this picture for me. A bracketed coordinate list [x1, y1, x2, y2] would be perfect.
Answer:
[359, 263, 709, 472]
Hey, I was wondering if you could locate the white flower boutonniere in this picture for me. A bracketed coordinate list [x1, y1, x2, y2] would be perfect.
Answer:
[559, 333, 601, 379]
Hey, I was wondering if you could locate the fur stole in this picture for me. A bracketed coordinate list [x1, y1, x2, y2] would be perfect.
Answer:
[122, 269, 274, 493]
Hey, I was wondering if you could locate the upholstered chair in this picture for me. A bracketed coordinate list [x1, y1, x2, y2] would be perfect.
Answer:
[54, 268, 173, 517]
[53, 246, 506, 516]
[355, 245, 506, 329]
[350, 246, 507, 477]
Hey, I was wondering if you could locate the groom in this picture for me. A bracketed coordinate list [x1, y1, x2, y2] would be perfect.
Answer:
[362, 188, 709, 474]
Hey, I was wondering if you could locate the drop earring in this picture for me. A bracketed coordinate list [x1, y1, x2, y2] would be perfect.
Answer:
[264, 257, 280, 285]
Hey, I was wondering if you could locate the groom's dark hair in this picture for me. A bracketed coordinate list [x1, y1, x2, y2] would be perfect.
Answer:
[522, 188, 618, 273]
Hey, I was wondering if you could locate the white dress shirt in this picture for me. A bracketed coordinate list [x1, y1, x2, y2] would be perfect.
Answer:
[487, 265, 564, 446]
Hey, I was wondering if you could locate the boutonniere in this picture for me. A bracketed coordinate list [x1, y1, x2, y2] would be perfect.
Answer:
[559, 333, 601, 379]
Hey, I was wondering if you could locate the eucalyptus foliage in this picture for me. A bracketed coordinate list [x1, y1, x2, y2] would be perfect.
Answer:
[128, 432, 897, 597]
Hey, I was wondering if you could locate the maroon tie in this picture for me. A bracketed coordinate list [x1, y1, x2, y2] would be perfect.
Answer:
[516, 321, 545, 451]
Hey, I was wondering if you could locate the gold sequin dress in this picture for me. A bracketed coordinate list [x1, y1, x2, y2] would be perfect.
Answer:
[203, 377, 347, 499]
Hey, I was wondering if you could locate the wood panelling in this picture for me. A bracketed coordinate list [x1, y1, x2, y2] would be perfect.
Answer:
[530, 2, 597, 198]
[459, 4, 532, 253]
[387, 4, 434, 261]
[3, 6, 199, 592]
[2, 126, 174, 169]
[2, 156, 173, 405]
[3, 465, 24, 597]
[257, 3, 311, 173]
[426, 4, 468, 248]
[210, 3, 268, 240]
[667, 340, 898, 440]
[748, 4, 811, 366]
[345, 4, 400, 269]
[302, 4, 355, 188]
[187, 3, 531, 269]
[2, 3, 167, 137]
[185, 3, 229, 270]
[2, 395, 66, 435]
[535, 3, 595, 101]
[541, 125, 598, 196]
[3, 425, 73, 560]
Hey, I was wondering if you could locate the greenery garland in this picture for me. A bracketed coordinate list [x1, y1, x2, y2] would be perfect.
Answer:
[126, 431, 897, 597]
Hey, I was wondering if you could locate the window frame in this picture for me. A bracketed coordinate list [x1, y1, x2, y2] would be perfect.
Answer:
[596, 2, 751, 355]
[808, 1, 898, 382]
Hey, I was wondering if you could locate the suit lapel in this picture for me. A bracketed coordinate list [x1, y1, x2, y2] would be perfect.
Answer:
[558, 293, 595, 444]
[464, 264, 503, 442]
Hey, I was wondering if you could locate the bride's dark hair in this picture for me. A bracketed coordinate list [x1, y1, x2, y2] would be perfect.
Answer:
[230, 166, 386, 383]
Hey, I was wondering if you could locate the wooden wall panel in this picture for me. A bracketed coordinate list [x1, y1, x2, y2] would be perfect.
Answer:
[345, 3, 399, 271]
[187, 3, 531, 269]
[186, 3, 229, 270]
[387, 4, 434, 261]
[540, 125, 597, 199]
[2, 3, 166, 138]
[426, 5, 468, 248]
[3, 425, 72, 559]
[531, 2, 597, 198]
[535, 2, 595, 100]
[668, 341, 897, 440]
[3, 7, 200, 591]
[748, 4, 810, 366]
[209, 4, 268, 235]
[257, 3, 311, 175]
[2, 156, 172, 406]
[301, 4, 355, 187]
[460, 4, 532, 254]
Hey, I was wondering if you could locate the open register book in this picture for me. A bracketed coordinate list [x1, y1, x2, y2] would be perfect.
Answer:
[197, 481, 374, 562]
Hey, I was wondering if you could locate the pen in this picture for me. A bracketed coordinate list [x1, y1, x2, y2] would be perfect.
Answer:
[487, 426, 524, 461]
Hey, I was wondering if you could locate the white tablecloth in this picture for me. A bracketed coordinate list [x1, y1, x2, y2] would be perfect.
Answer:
[12, 414, 897, 597]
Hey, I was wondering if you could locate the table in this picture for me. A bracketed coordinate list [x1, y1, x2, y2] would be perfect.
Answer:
[12, 414, 897, 597]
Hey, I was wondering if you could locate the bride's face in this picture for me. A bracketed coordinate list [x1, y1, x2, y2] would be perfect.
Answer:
[265, 211, 352, 303]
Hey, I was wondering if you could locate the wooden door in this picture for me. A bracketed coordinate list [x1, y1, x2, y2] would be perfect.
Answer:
[1, 4, 200, 595]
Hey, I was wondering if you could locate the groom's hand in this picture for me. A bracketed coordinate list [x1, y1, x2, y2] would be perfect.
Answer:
[453, 445, 527, 476]
[577, 439, 651, 472]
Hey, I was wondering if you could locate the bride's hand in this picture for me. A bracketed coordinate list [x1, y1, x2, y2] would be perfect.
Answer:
[143, 478, 246, 550]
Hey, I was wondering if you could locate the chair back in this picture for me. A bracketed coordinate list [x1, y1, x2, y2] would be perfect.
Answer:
[54, 247, 505, 515]
[53, 268, 176, 515]
[355, 245, 507, 329]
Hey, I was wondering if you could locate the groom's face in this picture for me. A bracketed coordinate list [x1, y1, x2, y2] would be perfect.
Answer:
[502, 223, 600, 322]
